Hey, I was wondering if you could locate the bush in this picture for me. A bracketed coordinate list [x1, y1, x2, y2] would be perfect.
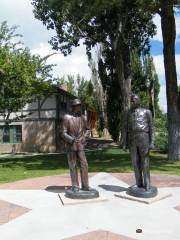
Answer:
[155, 132, 168, 152]
[154, 113, 168, 152]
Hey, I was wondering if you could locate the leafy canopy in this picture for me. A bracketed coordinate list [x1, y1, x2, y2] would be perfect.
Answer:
[32, 0, 156, 55]
[32, 0, 156, 141]
[0, 21, 55, 119]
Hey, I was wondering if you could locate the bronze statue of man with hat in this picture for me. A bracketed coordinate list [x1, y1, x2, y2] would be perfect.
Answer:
[61, 98, 99, 199]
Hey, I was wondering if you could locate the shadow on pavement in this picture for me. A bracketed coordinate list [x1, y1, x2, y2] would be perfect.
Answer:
[99, 184, 127, 193]
[45, 186, 70, 193]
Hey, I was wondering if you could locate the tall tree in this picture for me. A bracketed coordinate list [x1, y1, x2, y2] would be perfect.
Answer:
[131, 50, 160, 118]
[131, 50, 148, 107]
[143, 54, 160, 117]
[32, 0, 155, 141]
[89, 49, 108, 135]
[160, 0, 180, 161]
[138, 0, 180, 160]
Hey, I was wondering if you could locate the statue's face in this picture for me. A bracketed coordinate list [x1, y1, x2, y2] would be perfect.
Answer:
[72, 104, 81, 113]
[131, 95, 140, 109]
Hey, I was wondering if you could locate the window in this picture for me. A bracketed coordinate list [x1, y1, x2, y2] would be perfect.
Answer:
[2, 127, 10, 143]
[60, 95, 67, 110]
[0, 125, 22, 144]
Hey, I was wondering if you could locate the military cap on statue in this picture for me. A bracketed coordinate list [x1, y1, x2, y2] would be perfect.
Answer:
[71, 99, 82, 106]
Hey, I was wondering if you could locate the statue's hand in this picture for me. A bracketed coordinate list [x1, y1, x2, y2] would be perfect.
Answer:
[74, 138, 80, 143]
[85, 130, 91, 138]
[71, 138, 79, 144]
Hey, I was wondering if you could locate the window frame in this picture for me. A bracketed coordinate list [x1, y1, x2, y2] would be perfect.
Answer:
[0, 125, 22, 144]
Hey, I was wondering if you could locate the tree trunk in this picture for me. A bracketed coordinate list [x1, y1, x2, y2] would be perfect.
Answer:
[160, 0, 180, 161]
[114, 37, 131, 143]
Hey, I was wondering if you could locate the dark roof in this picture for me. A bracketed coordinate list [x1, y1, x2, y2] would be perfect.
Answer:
[52, 84, 76, 99]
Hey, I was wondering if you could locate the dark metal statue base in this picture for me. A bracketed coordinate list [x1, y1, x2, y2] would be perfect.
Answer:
[65, 188, 99, 199]
[127, 185, 158, 198]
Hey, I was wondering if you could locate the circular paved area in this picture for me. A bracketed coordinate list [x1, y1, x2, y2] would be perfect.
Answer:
[0, 173, 179, 190]
[0, 172, 179, 240]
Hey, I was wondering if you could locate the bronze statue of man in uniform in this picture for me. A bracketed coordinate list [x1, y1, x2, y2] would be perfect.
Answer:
[62, 99, 99, 199]
[124, 94, 158, 198]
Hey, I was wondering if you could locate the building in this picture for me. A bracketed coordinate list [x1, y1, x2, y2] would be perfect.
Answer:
[0, 86, 75, 153]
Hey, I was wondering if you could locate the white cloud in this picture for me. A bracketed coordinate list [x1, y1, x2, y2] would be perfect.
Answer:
[159, 85, 167, 112]
[0, 0, 29, 13]
[31, 43, 53, 56]
[152, 15, 162, 42]
[0, 0, 92, 79]
[153, 54, 166, 111]
[153, 54, 180, 83]
[0, 0, 54, 48]
[152, 13, 180, 42]
[31, 42, 91, 79]
[153, 55, 165, 83]
[153, 54, 180, 111]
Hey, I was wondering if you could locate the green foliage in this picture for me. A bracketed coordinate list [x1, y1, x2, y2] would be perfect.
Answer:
[131, 50, 148, 107]
[131, 50, 160, 117]
[58, 74, 99, 111]
[32, 0, 156, 141]
[155, 113, 168, 152]
[0, 22, 54, 119]
[96, 115, 104, 137]
[78, 77, 99, 111]
[0, 21, 23, 50]
[66, 75, 76, 95]
[144, 54, 160, 115]
[32, 0, 156, 55]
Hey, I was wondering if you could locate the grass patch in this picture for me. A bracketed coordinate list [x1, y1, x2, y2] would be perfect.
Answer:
[0, 153, 69, 183]
[87, 148, 180, 175]
[0, 147, 179, 183]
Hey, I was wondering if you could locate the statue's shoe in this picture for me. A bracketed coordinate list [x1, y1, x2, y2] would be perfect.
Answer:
[71, 186, 80, 192]
[81, 186, 94, 191]
[65, 187, 99, 199]
[127, 184, 158, 198]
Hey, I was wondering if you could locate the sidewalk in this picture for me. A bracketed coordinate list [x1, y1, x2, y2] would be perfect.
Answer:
[0, 172, 179, 240]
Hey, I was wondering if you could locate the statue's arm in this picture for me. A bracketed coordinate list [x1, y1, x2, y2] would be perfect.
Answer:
[147, 110, 155, 149]
[61, 115, 75, 144]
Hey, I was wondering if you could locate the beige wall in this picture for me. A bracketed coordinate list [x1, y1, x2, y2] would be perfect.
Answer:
[0, 143, 22, 154]
[22, 120, 56, 153]
[0, 92, 73, 153]
[0, 120, 57, 153]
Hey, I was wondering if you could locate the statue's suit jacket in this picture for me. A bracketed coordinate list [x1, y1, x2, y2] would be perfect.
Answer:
[125, 107, 154, 148]
[61, 113, 88, 152]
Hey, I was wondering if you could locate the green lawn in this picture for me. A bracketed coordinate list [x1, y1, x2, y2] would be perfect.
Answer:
[0, 147, 179, 183]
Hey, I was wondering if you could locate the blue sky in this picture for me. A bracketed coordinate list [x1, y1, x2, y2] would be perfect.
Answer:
[0, 0, 179, 112]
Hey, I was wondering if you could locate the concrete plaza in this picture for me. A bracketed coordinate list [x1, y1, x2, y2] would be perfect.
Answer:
[0, 172, 180, 240]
